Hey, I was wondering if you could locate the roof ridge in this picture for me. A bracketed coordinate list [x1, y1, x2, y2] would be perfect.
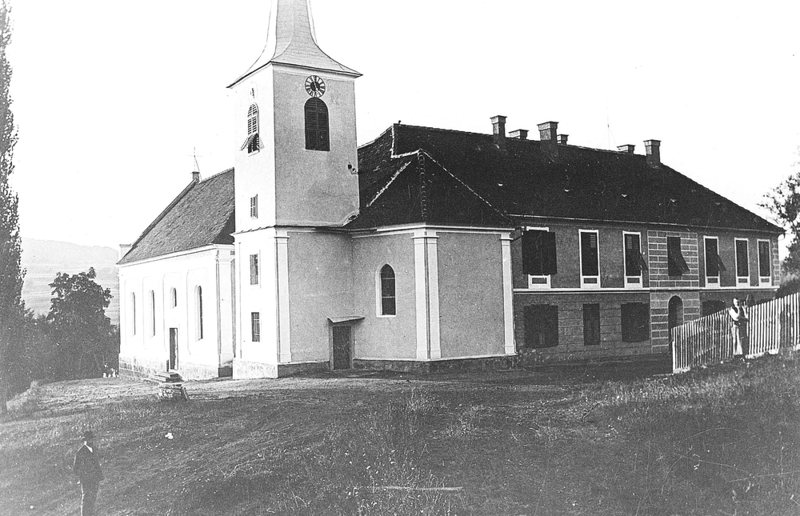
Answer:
[198, 167, 235, 183]
[357, 126, 393, 150]
[120, 180, 198, 264]
[119, 168, 236, 264]
[418, 149, 512, 224]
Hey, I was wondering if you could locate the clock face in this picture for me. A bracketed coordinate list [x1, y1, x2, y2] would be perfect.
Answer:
[305, 75, 326, 98]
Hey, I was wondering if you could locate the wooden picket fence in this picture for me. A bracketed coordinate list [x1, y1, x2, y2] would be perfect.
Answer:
[671, 293, 800, 373]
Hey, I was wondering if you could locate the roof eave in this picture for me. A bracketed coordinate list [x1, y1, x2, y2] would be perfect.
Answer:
[227, 60, 361, 89]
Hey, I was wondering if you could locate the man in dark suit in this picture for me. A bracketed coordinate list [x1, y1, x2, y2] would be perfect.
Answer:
[73, 430, 104, 516]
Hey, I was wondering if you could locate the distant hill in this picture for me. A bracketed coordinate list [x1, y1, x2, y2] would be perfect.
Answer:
[20, 238, 120, 325]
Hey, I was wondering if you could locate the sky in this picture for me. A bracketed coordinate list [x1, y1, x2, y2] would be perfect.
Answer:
[7, 0, 800, 252]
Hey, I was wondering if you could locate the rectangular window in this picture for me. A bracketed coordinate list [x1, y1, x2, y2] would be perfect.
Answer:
[249, 254, 259, 285]
[523, 305, 559, 348]
[583, 304, 601, 346]
[621, 303, 650, 342]
[580, 230, 600, 288]
[251, 312, 261, 342]
[667, 236, 690, 276]
[250, 195, 258, 218]
[735, 239, 749, 284]
[623, 232, 647, 287]
[758, 240, 771, 286]
[521, 228, 557, 288]
[703, 237, 725, 286]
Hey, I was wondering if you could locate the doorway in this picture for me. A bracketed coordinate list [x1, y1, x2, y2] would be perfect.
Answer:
[332, 326, 352, 370]
[169, 328, 179, 371]
[668, 296, 684, 331]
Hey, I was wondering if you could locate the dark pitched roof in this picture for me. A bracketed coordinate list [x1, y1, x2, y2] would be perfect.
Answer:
[119, 169, 235, 265]
[349, 124, 781, 234]
[346, 128, 511, 229]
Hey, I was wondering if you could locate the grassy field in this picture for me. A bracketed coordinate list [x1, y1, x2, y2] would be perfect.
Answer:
[2, 353, 800, 515]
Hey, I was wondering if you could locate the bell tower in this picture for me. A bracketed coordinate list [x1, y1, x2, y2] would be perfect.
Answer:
[228, 0, 361, 232]
[230, 0, 361, 378]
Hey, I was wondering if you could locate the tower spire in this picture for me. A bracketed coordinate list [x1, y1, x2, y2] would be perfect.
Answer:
[229, 0, 360, 88]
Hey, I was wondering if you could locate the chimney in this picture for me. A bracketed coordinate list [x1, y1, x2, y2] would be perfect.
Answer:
[491, 115, 507, 148]
[538, 121, 559, 158]
[538, 121, 558, 142]
[119, 244, 132, 259]
[617, 144, 635, 154]
[509, 129, 528, 140]
[557, 134, 569, 145]
[192, 170, 200, 182]
[644, 140, 661, 167]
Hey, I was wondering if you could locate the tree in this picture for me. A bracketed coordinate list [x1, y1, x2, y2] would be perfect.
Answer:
[0, 0, 20, 414]
[5, 309, 53, 392]
[47, 268, 114, 379]
[761, 148, 800, 277]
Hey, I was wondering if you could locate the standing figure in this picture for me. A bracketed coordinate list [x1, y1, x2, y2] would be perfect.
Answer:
[73, 430, 103, 516]
[728, 297, 749, 359]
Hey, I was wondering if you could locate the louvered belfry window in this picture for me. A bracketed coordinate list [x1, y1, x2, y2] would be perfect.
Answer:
[305, 98, 330, 151]
[241, 104, 260, 153]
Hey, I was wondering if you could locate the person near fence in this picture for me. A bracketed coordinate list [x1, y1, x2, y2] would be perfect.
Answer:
[73, 430, 104, 516]
[728, 297, 749, 359]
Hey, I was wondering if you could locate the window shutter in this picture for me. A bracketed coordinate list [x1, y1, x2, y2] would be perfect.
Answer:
[625, 234, 641, 275]
[522, 231, 557, 276]
[759, 241, 771, 277]
[735, 240, 749, 277]
[543, 231, 557, 275]
[667, 237, 690, 275]
[583, 304, 600, 346]
[705, 239, 719, 276]
[581, 232, 599, 276]
[305, 98, 330, 151]
[621, 303, 650, 342]
[524, 305, 559, 348]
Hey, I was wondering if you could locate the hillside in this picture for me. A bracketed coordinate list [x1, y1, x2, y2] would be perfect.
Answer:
[19, 238, 120, 324]
[1, 356, 799, 515]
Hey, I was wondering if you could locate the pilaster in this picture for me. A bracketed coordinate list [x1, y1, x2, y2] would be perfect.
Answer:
[276, 230, 292, 363]
[501, 234, 516, 354]
[413, 228, 441, 360]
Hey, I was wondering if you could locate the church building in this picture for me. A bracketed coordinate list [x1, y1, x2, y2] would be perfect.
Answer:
[117, 0, 782, 379]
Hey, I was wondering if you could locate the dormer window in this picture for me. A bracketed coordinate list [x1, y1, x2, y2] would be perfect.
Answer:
[241, 104, 260, 154]
[305, 98, 329, 151]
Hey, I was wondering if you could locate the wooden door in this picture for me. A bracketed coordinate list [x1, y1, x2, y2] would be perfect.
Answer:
[332, 326, 351, 370]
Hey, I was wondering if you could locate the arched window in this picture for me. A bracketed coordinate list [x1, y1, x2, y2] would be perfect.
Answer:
[379, 265, 396, 316]
[241, 104, 260, 154]
[149, 290, 156, 336]
[130, 293, 137, 336]
[196, 286, 204, 340]
[305, 98, 329, 151]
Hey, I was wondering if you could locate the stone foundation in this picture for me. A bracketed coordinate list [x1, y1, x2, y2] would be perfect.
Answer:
[233, 359, 329, 379]
[119, 355, 225, 381]
[119, 356, 165, 379]
[518, 347, 670, 370]
[353, 354, 518, 374]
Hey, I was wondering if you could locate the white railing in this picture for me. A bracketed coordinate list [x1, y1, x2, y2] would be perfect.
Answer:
[671, 293, 800, 373]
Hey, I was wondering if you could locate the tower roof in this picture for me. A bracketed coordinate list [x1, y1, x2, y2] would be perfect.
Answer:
[228, 0, 360, 88]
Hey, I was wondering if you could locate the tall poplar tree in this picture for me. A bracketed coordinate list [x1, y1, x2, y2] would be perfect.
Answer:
[0, 0, 21, 414]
